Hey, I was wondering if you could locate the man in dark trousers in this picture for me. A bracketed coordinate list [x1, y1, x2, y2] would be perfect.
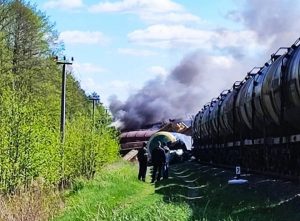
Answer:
[151, 141, 166, 183]
[137, 142, 148, 182]
[162, 142, 170, 179]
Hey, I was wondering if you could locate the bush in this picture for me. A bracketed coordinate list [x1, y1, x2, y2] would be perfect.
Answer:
[0, 1, 120, 193]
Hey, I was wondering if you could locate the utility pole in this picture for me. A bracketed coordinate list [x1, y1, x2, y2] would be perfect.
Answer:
[105, 108, 108, 124]
[55, 56, 73, 143]
[89, 95, 100, 127]
[54, 56, 73, 189]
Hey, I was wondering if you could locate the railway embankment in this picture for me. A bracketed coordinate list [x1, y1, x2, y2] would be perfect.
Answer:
[55, 161, 300, 221]
[157, 162, 300, 220]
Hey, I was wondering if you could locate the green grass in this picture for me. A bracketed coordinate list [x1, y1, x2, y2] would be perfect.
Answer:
[54, 161, 192, 221]
[55, 161, 300, 221]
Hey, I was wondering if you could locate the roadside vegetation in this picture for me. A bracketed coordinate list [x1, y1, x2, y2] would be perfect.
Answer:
[0, 0, 119, 194]
[0, 1, 119, 219]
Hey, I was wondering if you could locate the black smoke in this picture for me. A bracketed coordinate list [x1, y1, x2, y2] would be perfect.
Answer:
[109, 0, 300, 131]
[109, 52, 243, 131]
[109, 53, 201, 130]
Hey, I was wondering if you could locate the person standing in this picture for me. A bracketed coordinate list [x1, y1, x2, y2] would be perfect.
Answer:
[163, 142, 170, 179]
[151, 141, 166, 183]
[137, 142, 148, 182]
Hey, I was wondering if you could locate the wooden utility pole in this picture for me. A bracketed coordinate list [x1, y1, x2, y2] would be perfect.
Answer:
[89, 95, 100, 127]
[55, 56, 73, 143]
[55, 56, 73, 189]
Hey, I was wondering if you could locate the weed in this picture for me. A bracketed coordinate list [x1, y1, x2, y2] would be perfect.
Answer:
[0, 180, 63, 221]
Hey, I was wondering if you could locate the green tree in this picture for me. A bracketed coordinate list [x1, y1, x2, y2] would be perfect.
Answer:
[0, 0, 119, 193]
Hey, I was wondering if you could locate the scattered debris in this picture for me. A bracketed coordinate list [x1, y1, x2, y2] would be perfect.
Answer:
[123, 149, 138, 162]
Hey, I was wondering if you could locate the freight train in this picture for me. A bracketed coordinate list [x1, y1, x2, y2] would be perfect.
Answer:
[192, 38, 300, 179]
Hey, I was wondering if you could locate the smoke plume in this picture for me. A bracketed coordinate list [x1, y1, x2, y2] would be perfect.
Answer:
[228, 0, 300, 55]
[109, 52, 244, 130]
[110, 0, 300, 131]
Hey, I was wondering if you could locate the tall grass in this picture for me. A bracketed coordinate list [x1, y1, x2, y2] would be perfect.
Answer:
[0, 179, 63, 221]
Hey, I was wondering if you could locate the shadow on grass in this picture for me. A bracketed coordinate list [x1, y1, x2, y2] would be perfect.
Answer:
[153, 161, 300, 221]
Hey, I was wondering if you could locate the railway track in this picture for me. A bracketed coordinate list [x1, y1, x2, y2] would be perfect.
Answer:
[154, 161, 300, 220]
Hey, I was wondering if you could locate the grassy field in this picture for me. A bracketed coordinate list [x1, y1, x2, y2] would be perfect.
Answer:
[55, 161, 300, 221]
[55, 161, 191, 221]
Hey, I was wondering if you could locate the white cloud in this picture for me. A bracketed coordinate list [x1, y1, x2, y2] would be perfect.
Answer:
[209, 56, 234, 69]
[44, 0, 84, 10]
[68, 63, 107, 101]
[128, 24, 266, 52]
[140, 12, 200, 24]
[109, 80, 132, 90]
[72, 62, 106, 75]
[90, 0, 182, 13]
[80, 77, 104, 96]
[107, 80, 139, 102]
[117, 48, 156, 56]
[148, 66, 168, 77]
[89, 0, 201, 24]
[59, 31, 109, 45]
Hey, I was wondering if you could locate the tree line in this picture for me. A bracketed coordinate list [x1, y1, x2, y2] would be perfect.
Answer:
[0, 0, 119, 193]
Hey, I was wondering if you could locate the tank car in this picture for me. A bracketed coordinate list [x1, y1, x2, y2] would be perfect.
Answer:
[147, 131, 192, 163]
[193, 38, 300, 179]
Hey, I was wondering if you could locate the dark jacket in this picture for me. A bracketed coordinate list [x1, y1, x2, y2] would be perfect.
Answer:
[151, 146, 166, 165]
[137, 147, 148, 163]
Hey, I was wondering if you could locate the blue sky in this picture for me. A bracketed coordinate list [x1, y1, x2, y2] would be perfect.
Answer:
[31, 0, 300, 109]
[30, 0, 244, 104]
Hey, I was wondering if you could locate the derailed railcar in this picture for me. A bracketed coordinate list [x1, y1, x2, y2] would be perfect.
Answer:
[120, 130, 157, 155]
[193, 38, 300, 179]
[147, 131, 192, 163]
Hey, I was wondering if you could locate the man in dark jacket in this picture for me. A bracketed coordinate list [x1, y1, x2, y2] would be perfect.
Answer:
[151, 141, 166, 183]
[137, 142, 148, 182]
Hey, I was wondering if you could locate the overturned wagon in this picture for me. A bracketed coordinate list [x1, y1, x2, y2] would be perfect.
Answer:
[120, 130, 157, 155]
[147, 131, 192, 163]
